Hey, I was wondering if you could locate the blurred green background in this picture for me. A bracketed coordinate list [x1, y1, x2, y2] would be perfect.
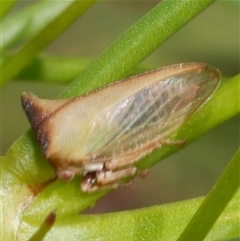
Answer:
[1, 0, 239, 213]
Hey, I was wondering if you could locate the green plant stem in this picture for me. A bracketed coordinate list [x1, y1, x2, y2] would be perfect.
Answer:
[177, 148, 240, 241]
[28, 211, 56, 241]
[15, 55, 149, 83]
[61, 0, 217, 98]
[16, 55, 92, 83]
[1, 0, 73, 49]
[20, 191, 240, 240]
[0, 0, 96, 87]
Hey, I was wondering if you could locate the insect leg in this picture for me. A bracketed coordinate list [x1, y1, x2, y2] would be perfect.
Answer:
[97, 166, 137, 185]
[81, 167, 136, 192]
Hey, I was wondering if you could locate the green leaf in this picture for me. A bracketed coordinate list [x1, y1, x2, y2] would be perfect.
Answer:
[177, 149, 240, 241]
[0, 0, 97, 87]
[23, 187, 240, 240]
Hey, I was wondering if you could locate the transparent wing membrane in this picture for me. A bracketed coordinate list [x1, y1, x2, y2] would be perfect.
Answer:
[91, 67, 219, 159]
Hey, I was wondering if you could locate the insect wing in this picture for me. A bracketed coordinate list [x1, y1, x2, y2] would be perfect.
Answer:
[90, 66, 220, 159]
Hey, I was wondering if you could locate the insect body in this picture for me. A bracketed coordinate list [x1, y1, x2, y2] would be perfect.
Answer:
[21, 63, 220, 192]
